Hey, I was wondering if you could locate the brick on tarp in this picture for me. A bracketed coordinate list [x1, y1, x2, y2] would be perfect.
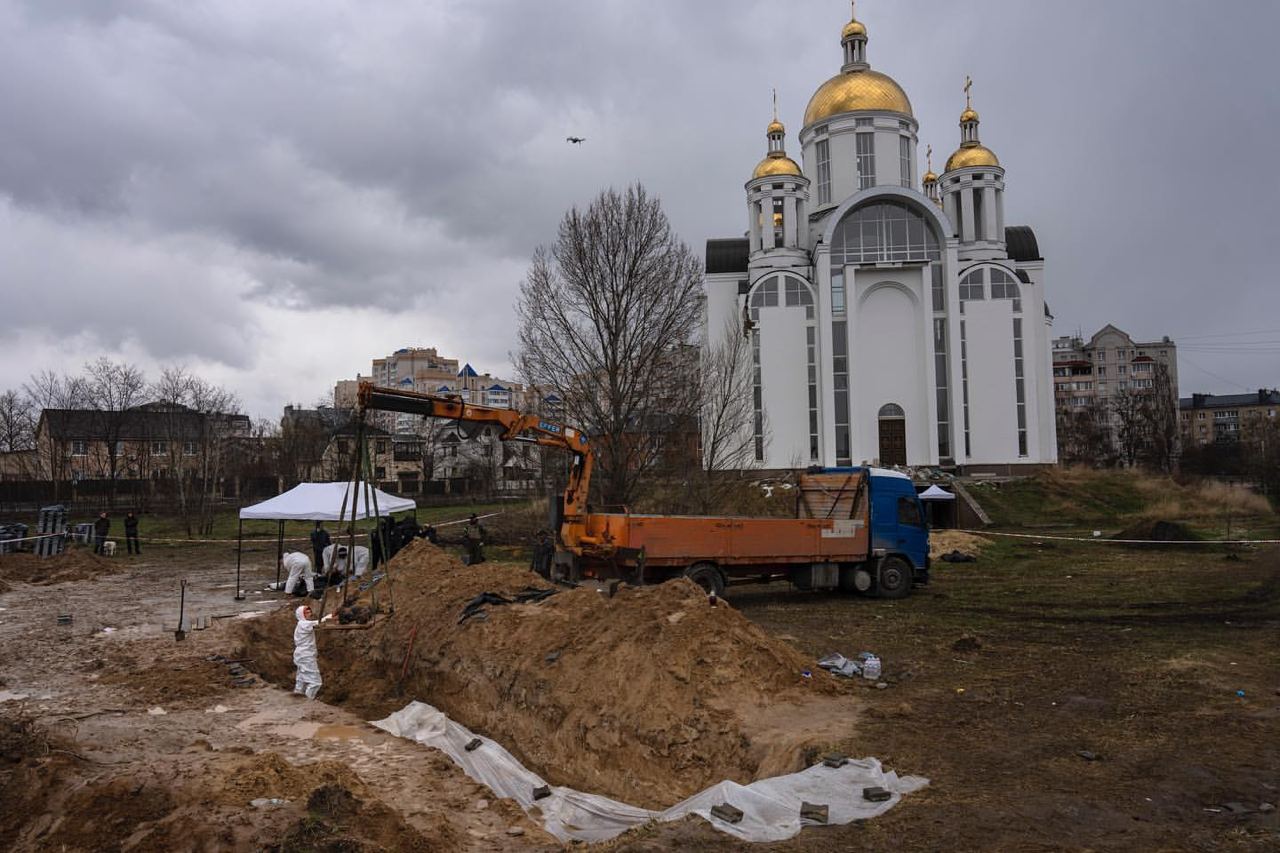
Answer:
[710, 803, 744, 824]
[800, 802, 829, 823]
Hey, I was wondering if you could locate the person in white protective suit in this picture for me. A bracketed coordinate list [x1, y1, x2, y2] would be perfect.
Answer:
[281, 549, 315, 596]
[322, 542, 371, 581]
[293, 604, 333, 698]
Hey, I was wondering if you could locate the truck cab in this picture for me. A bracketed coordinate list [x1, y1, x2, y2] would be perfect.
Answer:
[865, 467, 930, 588]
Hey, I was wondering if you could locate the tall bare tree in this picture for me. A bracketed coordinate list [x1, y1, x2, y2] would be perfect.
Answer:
[1056, 397, 1113, 466]
[23, 369, 90, 492]
[1141, 363, 1179, 472]
[1112, 386, 1148, 469]
[691, 318, 763, 512]
[0, 390, 35, 453]
[84, 357, 147, 505]
[515, 184, 704, 508]
[149, 366, 242, 533]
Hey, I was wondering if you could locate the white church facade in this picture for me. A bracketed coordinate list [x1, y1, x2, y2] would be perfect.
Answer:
[705, 8, 1057, 471]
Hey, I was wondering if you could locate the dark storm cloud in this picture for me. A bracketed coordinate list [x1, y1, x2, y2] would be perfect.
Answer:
[0, 0, 1276, 413]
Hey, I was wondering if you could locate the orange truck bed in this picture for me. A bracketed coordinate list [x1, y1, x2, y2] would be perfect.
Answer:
[587, 513, 870, 567]
[575, 470, 872, 569]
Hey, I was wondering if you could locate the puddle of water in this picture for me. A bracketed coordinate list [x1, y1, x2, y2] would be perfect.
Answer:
[0, 690, 30, 702]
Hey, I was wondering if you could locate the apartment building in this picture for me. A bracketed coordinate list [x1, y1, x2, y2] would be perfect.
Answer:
[1051, 325, 1178, 461]
[1179, 389, 1280, 447]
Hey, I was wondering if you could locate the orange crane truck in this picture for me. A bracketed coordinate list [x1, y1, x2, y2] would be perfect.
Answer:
[358, 383, 929, 598]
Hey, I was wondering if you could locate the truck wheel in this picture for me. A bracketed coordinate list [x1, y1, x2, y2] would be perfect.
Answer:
[684, 562, 725, 597]
[876, 556, 912, 599]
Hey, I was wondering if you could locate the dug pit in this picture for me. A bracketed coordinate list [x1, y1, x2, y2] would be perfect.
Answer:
[239, 540, 858, 809]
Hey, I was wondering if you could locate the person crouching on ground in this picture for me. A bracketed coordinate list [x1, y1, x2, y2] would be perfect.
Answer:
[281, 549, 317, 598]
[293, 604, 333, 699]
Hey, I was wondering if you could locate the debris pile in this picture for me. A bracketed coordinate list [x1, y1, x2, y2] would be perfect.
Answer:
[240, 539, 850, 809]
[0, 550, 119, 586]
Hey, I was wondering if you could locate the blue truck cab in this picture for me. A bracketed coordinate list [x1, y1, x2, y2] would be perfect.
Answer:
[816, 466, 930, 597]
[867, 467, 930, 583]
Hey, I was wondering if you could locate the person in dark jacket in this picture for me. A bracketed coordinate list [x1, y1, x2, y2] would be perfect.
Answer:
[310, 522, 331, 574]
[93, 512, 110, 554]
[124, 512, 140, 555]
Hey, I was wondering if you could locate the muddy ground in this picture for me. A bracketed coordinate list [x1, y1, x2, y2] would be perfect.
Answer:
[0, 535, 1278, 851]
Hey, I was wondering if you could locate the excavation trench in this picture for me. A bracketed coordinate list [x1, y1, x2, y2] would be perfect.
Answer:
[237, 539, 858, 810]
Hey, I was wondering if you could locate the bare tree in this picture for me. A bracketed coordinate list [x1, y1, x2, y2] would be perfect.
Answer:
[691, 318, 763, 512]
[83, 357, 147, 505]
[23, 369, 90, 492]
[1141, 363, 1179, 472]
[1112, 386, 1148, 469]
[1056, 397, 1113, 466]
[0, 390, 35, 453]
[515, 184, 704, 508]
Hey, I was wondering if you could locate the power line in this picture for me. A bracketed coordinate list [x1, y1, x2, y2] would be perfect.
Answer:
[1177, 354, 1255, 394]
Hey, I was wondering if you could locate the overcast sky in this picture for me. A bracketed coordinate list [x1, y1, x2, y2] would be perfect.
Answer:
[1, 0, 1277, 419]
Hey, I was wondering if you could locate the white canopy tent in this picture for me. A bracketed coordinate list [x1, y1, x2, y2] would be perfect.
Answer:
[239, 482, 416, 521]
[234, 482, 416, 599]
[918, 484, 957, 530]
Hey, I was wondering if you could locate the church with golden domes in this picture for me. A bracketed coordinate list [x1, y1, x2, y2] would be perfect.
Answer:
[705, 6, 1057, 471]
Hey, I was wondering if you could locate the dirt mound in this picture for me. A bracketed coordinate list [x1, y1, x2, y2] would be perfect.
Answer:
[216, 751, 359, 805]
[44, 775, 176, 852]
[276, 781, 455, 852]
[0, 549, 119, 586]
[929, 530, 989, 559]
[1115, 519, 1198, 543]
[240, 539, 852, 809]
[100, 657, 231, 707]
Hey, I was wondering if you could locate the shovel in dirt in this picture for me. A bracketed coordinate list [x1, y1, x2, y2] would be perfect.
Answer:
[175, 579, 188, 642]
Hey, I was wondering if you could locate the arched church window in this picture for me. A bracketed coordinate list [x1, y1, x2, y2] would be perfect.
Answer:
[748, 274, 818, 463]
[879, 403, 905, 418]
[988, 268, 1022, 312]
[831, 201, 941, 265]
[750, 275, 813, 318]
[959, 269, 984, 300]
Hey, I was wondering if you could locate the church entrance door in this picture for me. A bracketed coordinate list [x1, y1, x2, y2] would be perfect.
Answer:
[878, 404, 906, 467]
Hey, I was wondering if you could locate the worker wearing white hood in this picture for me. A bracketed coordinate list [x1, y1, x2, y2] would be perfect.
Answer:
[293, 604, 332, 698]
[282, 550, 315, 596]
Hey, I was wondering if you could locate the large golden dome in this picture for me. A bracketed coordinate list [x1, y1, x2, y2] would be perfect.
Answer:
[944, 144, 1000, 171]
[804, 69, 913, 125]
[752, 155, 803, 179]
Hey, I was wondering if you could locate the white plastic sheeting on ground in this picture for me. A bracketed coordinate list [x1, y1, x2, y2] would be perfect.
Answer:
[373, 701, 928, 844]
[238, 482, 415, 521]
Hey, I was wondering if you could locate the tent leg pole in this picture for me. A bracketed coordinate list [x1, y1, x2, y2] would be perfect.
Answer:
[234, 517, 245, 601]
[276, 520, 284, 586]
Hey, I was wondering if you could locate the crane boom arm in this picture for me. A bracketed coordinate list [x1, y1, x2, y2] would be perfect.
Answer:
[356, 382, 593, 519]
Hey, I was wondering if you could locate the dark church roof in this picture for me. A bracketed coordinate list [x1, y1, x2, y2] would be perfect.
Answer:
[1005, 226, 1041, 262]
[705, 238, 749, 274]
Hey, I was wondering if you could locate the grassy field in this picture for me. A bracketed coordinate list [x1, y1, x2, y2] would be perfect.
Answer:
[971, 467, 1277, 537]
[628, 469, 1280, 850]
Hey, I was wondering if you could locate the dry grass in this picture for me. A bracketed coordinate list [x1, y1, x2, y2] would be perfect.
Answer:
[979, 466, 1274, 529]
[1133, 477, 1272, 521]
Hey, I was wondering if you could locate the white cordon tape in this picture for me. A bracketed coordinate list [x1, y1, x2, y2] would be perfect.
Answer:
[0, 511, 506, 546]
[958, 529, 1280, 546]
